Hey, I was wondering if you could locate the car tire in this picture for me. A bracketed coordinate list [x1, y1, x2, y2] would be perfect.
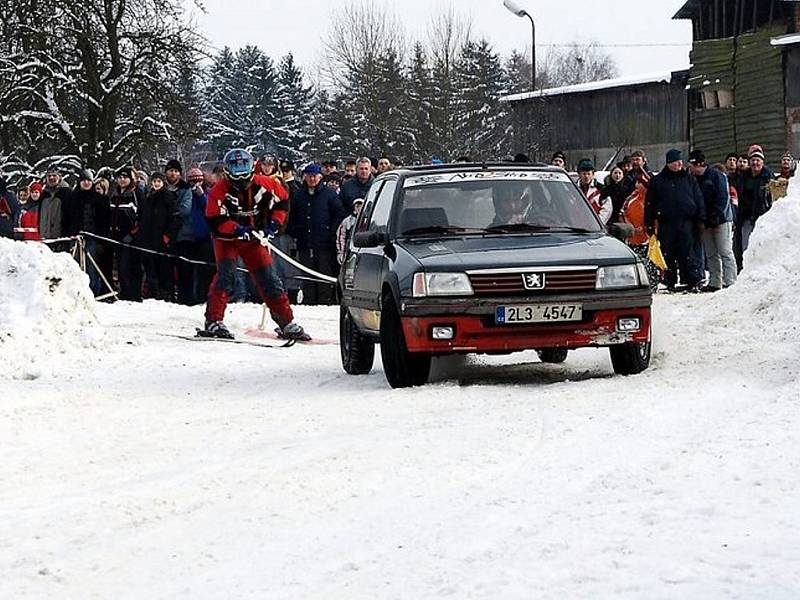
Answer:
[537, 348, 569, 363]
[379, 294, 431, 388]
[609, 339, 651, 375]
[340, 306, 375, 375]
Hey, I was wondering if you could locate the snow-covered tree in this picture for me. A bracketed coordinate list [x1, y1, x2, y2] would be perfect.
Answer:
[0, 0, 204, 179]
[272, 53, 315, 161]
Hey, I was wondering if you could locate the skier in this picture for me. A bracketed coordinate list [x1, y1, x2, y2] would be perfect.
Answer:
[202, 148, 310, 341]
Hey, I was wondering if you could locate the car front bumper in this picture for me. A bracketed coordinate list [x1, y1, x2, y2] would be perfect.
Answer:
[398, 292, 652, 354]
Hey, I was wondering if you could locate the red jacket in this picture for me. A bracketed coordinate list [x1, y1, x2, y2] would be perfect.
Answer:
[206, 174, 289, 239]
[16, 203, 42, 241]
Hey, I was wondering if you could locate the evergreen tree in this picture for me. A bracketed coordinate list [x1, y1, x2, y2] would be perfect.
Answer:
[452, 39, 512, 160]
[405, 43, 435, 162]
[273, 53, 315, 161]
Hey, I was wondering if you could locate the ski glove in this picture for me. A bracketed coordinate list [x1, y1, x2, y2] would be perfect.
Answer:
[264, 220, 280, 238]
[234, 225, 256, 241]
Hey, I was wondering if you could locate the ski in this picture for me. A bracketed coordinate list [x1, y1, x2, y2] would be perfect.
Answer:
[158, 330, 296, 348]
[243, 327, 336, 346]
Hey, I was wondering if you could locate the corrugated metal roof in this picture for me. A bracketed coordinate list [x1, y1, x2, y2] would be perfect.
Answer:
[501, 71, 679, 103]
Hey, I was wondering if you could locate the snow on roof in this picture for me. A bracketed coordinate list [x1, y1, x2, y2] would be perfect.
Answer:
[771, 33, 800, 47]
[501, 71, 677, 103]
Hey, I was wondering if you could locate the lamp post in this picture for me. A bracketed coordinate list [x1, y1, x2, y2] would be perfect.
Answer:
[503, 0, 535, 91]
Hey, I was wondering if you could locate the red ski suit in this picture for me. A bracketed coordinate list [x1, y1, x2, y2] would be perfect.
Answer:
[204, 174, 293, 325]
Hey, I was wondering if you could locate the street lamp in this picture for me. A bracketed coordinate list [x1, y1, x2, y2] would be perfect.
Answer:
[503, 0, 535, 91]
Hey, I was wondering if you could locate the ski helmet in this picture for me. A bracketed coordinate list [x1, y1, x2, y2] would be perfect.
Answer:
[223, 148, 255, 184]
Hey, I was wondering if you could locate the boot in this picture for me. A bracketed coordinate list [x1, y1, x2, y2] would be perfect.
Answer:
[203, 319, 234, 339]
[278, 321, 311, 342]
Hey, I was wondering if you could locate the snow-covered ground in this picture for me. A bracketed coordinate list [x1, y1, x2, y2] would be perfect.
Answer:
[2, 196, 799, 599]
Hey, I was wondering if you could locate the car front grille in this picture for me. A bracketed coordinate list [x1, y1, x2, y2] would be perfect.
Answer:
[468, 269, 597, 296]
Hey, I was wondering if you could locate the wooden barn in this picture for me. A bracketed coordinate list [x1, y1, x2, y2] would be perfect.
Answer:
[502, 72, 690, 170]
[675, 0, 800, 166]
[504, 0, 800, 171]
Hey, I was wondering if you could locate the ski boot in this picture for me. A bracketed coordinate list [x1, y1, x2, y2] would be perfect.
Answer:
[276, 321, 312, 342]
[201, 319, 234, 340]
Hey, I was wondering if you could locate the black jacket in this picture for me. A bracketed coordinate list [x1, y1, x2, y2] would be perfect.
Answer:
[740, 167, 774, 223]
[137, 187, 181, 250]
[603, 180, 628, 224]
[287, 183, 347, 252]
[339, 176, 373, 215]
[65, 187, 111, 237]
[645, 167, 705, 229]
[109, 186, 141, 241]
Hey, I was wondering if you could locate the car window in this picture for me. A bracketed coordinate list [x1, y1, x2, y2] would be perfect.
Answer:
[355, 181, 384, 233]
[367, 178, 397, 232]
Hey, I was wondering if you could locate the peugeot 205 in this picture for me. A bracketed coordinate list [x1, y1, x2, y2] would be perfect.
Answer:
[337, 163, 653, 388]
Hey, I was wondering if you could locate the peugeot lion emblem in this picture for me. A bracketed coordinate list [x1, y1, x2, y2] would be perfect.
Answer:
[522, 272, 546, 290]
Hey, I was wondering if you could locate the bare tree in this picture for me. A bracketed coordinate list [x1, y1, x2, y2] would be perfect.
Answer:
[537, 42, 619, 89]
[321, 0, 405, 88]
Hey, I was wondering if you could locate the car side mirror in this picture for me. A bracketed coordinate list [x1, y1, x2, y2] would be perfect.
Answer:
[608, 222, 634, 242]
[352, 231, 388, 248]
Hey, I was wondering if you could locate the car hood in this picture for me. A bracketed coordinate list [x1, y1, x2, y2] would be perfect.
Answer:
[398, 233, 635, 271]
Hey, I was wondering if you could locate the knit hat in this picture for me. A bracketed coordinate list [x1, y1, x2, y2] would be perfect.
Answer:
[782, 152, 794, 161]
[687, 150, 705, 165]
[79, 169, 94, 182]
[280, 159, 295, 172]
[303, 163, 322, 175]
[187, 167, 204, 183]
[29, 182, 43, 194]
[666, 149, 683, 164]
[115, 166, 133, 180]
[577, 158, 595, 172]
[748, 144, 765, 160]
[165, 159, 183, 173]
[150, 171, 166, 182]
[551, 151, 566, 163]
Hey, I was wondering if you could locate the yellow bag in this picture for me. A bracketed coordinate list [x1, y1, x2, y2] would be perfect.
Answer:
[647, 235, 667, 271]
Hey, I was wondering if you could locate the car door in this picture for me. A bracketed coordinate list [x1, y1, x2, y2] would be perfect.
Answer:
[349, 177, 398, 332]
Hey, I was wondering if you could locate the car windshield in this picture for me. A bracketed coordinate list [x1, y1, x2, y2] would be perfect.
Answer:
[396, 171, 603, 237]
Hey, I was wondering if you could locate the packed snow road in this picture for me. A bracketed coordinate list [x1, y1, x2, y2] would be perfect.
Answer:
[2, 291, 799, 599]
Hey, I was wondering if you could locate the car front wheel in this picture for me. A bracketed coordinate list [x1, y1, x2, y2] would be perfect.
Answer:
[340, 306, 375, 375]
[379, 294, 431, 388]
[609, 339, 651, 375]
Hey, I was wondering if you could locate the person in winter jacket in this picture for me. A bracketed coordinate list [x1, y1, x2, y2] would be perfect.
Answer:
[645, 149, 706, 292]
[619, 168, 660, 292]
[336, 197, 364, 264]
[738, 146, 774, 264]
[16, 182, 42, 241]
[286, 163, 347, 305]
[339, 157, 373, 214]
[66, 170, 112, 295]
[202, 148, 309, 341]
[0, 177, 20, 239]
[620, 150, 652, 199]
[109, 167, 143, 301]
[39, 167, 71, 245]
[576, 159, 611, 225]
[186, 167, 215, 305]
[137, 172, 181, 300]
[162, 159, 194, 304]
[603, 166, 628, 224]
[688, 150, 736, 291]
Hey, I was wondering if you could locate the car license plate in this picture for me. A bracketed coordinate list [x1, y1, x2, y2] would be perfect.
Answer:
[496, 304, 583, 324]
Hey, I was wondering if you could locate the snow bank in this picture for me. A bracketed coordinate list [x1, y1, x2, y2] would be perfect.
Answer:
[703, 187, 800, 344]
[0, 239, 104, 380]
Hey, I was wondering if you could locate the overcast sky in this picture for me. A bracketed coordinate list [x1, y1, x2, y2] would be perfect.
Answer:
[189, 0, 692, 85]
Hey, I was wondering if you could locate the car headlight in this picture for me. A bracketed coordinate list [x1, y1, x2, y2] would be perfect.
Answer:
[596, 265, 639, 290]
[412, 272, 474, 297]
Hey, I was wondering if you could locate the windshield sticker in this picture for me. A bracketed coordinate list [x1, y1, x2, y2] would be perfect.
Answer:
[403, 171, 571, 188]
